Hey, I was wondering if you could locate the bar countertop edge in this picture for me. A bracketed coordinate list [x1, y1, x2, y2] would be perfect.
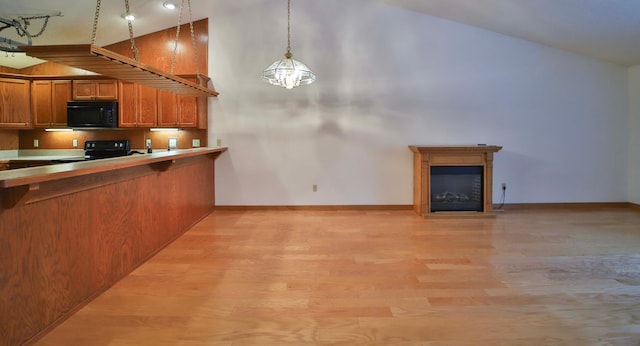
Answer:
[0, 147, 228, 189]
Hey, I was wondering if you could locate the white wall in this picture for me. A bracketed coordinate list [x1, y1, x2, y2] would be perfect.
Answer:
[629, 67, 640, 205]
[207, 0, 630, 206]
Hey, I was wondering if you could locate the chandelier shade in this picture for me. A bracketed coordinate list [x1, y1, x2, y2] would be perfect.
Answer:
[261, 52, 316, 89]
[261, 0, 315, 89]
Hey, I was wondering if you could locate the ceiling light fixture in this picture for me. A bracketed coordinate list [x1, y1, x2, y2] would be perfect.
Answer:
[261, 0, 315, 89]
[163, 1, 177, 10]
[121, 13, 136, 21]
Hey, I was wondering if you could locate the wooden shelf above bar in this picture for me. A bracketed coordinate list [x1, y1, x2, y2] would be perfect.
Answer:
[20, 44, 219, 97]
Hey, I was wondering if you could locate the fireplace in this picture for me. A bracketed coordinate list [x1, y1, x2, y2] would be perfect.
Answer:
[409, 145, 502, 218]
[430, 166, 483, 212]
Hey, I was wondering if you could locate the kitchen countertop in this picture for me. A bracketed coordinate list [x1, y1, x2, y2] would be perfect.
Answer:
[0, 147, 228, 188]
[0, 149, 85, 162]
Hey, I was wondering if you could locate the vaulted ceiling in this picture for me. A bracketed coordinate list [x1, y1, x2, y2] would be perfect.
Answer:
[1, 0, 640, 69]
[382, 0, 640, 66]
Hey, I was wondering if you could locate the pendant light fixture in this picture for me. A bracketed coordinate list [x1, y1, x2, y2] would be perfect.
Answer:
[261, 0, 316, 89]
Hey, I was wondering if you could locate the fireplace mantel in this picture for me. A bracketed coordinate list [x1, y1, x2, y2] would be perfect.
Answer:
[409, 145, 502, 218]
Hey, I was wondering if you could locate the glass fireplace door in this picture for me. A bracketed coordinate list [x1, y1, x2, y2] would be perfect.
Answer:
[430, 166, 483, 212]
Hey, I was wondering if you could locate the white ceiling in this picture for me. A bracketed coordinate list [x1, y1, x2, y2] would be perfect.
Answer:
[381, 0, 640, 66]
[1, 0, 640, 69]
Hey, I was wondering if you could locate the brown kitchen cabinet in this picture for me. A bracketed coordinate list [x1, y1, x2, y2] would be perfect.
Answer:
[72, 79, 118, 100]
[32, 80, 72, 127]
[157, 74, 209, 129]
[157, 91, 196, 127]
[118, 81, 158, 127]
[0, 78, 31, 128]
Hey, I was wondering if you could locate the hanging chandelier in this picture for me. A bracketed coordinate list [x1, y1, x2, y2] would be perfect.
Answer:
[261, 0, 316, 89]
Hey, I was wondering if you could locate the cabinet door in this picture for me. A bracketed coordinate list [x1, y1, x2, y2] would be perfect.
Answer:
[137, 85, 157, 127]
[73, 80, 117, 100]
[118, 82, 157, 127]
[32, 80, 53, 127]
[51, 80, 71, 126]
[32, 80, 71, 127]
[157, 92, 204, 128]
[178, 96, 198, 128]
[0, 78, 31, 128]
[118, 81, 137, 127]
[157, 91, 178, 126]
[95, 80, 118, 100]
[72, 80, 95, 100]
[181, 75, 208, 129]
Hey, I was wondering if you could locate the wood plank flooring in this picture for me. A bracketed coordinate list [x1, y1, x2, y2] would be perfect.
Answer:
[35, 208, 640, 345]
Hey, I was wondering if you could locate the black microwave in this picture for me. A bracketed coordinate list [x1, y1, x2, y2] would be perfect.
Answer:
[67, 100, 119, 128]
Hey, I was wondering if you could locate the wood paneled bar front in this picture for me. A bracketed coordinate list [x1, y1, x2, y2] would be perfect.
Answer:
[0, 147, 227, 345]
[409, 145, 502, 218]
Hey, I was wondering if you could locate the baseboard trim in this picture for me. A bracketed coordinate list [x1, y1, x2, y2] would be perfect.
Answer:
[495, 202, 633, 210]
[216, 205, 413, 211]
[215, 203, 637, 212]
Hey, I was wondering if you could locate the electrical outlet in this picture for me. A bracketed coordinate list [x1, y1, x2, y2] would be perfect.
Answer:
[168, 137, 178, 149]
[192, 139, 200, 147]
[216, 138, 222, 147]
[502, 183, 507, 190]
[33, 139, 39, 148]
[145, 139, 152, 148]
[313, 184, 318, 192]
[72, 139, 78, 148]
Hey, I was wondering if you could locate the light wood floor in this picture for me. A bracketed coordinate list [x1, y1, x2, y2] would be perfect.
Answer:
[35, 208, 640, 345]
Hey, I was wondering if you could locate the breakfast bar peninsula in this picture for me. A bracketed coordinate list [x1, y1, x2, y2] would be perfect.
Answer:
[0, 147, 227, 345]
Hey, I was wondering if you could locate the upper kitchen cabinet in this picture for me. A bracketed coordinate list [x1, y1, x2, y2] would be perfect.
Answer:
[32, 80, 72, 127]
[0, 78, 31, 129]
[73, 79, 118, 100]
[118, 81, 158, 128]
[158, 91, 187, 127]
[157, 75, 209, 129]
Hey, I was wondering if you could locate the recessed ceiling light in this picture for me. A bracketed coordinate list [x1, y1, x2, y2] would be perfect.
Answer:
[163, 1, 177, 10]
[121, 13, 136, 21]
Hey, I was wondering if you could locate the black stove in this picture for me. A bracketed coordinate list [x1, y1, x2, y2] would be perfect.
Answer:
[84, 139, 131, 160]
[52, 140, 135, 164]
